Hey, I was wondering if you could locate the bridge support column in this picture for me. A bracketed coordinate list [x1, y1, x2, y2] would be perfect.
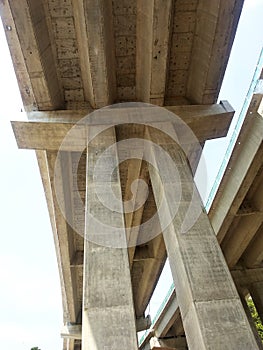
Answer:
[82, 126, 138, 349]
[237, 287, 263, 349]
[250, 282, 263, 323]
[146, 125, 259, 350]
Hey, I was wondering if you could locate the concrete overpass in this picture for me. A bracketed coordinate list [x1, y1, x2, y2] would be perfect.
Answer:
[139, 79, 263, 349]
[1, 0, 262, 349]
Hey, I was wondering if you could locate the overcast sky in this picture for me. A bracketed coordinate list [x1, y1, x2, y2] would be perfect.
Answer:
[0, 14, 63, 350]
[0, 1, 262, 349]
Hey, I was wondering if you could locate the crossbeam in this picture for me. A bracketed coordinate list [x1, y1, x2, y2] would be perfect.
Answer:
[0, 0, 64, 110]
[12, 102, 234, 150]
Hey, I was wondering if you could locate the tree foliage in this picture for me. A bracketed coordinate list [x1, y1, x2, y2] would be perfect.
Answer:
[31, 347, 41, 350]
[247, 297, 263, 342]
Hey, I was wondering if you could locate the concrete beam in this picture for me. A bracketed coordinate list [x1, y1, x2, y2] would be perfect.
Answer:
[36, 151, 79, 323]
[0, 0, 34, 110]
[187, 0, 244, 104]
[154, 291, 180, 338]
[72, 0, 116, 108]
[243, 171, 263, 267]
[130, 178, 167, 319]
[12, 121, 86, 151]
[209, 101, 263, 243]
[150, 336, 187, 349]
[116, 124, 148, 264]
[168, 100, 234, 142]
[136, 0, 173, 105]
[236, 200, 259, 216]
[243, 224, 263, 268]
[70, 251, 84, 267]
[12, 101, 234, 150]
[25, 101, 233, 128]
[61, 324, 81, 340]
[222, 212, 263, 268]
[140, 271, 263, 348]
[125, 161, 149, 265]
[249, 282, 263, 324]
[82, 126, 138, 349]
[0, 0, 64, 110]
[238, 290, 263, 350]
[231, 267, 263, 287]
[158, 337, 188, 350]
[146, 124, 259, 349]
[64, 339, 75, 350]
[132, 234, 166, 318]
[133, 245, 155, 262]
[141, 267, 263, 349]
[137, 315, 152, 332]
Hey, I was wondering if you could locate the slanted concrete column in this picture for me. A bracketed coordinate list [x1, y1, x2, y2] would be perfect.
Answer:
[250, 282, 263, 323]
[238, 287, 263, 349]
[158, 336, 188, 349]
[146, 125, 259, 350]
[82, 126, 138, 349]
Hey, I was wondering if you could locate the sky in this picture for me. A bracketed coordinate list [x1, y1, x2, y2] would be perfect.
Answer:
[0, 1, 262, 349]
[0, 16, 63, 350]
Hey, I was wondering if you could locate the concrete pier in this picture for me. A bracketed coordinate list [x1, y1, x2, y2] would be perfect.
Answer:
[146, 125, 260, 350]
[82, 126, 138, 349]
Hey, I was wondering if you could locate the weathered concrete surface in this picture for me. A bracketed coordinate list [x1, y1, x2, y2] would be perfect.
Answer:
[146, 125, 259, 350]
[11, 101, 234, 151]
[151, 335, 187, 349]
[250, 282, 263, 324]
[0, 0, 243, 109]
[238, 288, 263, 349]
[82, 126, 138, 349]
